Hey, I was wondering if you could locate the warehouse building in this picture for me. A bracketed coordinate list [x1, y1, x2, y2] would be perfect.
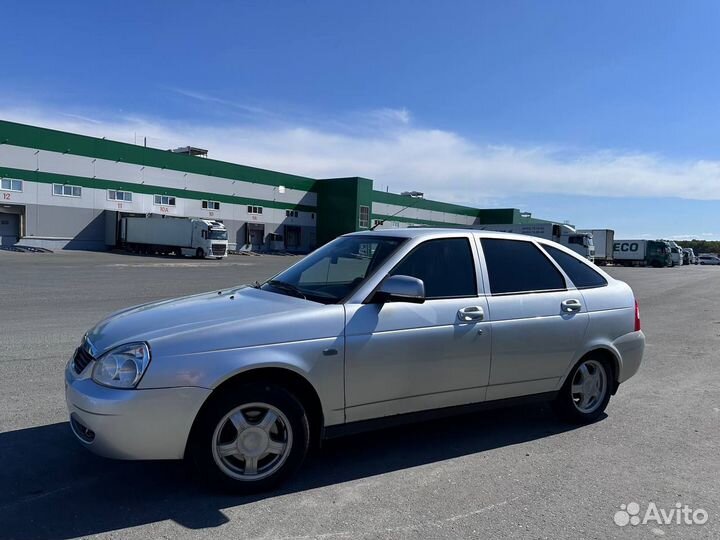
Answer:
[0, 120, 551, 252]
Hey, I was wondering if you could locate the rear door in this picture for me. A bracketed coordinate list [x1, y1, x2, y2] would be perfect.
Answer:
[479, 237, 589, 401]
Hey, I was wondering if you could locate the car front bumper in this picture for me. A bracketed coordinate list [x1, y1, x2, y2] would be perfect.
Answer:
[65, 365, 211, 460]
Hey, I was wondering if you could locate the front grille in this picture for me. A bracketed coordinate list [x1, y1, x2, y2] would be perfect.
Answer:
[72, 346, 94, 374]
[211, 244, 226, 256]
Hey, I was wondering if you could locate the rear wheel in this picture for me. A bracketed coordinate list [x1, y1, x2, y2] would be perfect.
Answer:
[187, 383, 310, 493]
[554, 357, 611, 423]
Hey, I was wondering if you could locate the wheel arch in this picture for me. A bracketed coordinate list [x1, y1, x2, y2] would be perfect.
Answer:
[185, 366, 325, 458]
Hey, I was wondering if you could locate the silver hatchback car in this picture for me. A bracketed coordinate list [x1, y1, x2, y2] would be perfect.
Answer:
[65, 229, 644, 491]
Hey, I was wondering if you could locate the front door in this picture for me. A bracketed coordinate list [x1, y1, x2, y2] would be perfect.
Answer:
[344, 237, 492, 422]
[479, 237, 589, 401]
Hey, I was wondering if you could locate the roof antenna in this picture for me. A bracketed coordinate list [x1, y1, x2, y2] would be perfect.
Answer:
[370, 192, 424, 230]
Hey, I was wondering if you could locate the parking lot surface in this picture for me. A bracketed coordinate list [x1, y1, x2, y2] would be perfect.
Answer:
[1, 251, 718, 539]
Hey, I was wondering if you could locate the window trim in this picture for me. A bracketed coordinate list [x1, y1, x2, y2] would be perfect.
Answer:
[378, 236, 480, 301]
[52, 183, 82, 198]
[479, 237, 568, 296]
[248, 205, 263, 215]
[1, 178, 23, 192]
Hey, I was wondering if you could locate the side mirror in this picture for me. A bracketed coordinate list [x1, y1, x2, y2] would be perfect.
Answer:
[372, 275, 425, 304]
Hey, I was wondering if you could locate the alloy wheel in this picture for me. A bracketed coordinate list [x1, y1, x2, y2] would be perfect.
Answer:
[570, 359, 608, 414]
[211, 402, 293, 481]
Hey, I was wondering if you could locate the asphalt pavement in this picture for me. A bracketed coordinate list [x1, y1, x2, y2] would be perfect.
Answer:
[0, 250, 718, 539]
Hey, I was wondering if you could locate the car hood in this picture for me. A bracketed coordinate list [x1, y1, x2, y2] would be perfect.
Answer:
[85, 286, 325, 356]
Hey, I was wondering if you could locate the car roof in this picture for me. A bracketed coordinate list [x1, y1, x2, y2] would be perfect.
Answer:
[345, 227, 544, 241]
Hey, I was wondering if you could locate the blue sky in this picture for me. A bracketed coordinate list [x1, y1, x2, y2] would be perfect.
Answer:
[2, 0, 720, 238]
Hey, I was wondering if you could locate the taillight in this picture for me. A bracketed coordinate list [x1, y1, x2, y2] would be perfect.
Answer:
[634, 299, 641, 332]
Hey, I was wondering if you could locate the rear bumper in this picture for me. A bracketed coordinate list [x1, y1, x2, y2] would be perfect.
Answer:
[65, 369, 210, 460]
[614, 330, 645, 383]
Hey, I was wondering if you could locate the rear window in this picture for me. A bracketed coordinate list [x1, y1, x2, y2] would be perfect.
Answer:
[541, 245, 608, 289]
[481, 238, 565, 295]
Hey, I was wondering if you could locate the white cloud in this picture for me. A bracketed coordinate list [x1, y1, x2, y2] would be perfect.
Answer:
[3, 105, 720, 206]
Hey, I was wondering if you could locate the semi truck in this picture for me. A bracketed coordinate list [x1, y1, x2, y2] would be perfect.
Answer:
[668, 241, 685, 266]
[476, 223, 594, 260]
[120, 216, 229, 258]
[612, 239, 671, 267]
[579, 229, 614, 265]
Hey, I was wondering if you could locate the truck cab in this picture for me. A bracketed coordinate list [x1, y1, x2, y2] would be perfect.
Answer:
[566, 232, 594, 261]
[667, 241, 683, 267]
[192, 220, 229, 259]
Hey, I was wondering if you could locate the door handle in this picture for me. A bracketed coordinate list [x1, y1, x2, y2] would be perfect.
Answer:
[458, 306, 484, 321]
[561, 299, 582, 312]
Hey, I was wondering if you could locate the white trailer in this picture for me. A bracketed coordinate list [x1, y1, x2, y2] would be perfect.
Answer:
[120, 215, 228, 258]
[475, 223, 594, 260]
[578, 229, 614, 265]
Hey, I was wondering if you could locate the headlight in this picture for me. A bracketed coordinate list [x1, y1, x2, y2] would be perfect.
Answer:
[91, 342, 151, 389]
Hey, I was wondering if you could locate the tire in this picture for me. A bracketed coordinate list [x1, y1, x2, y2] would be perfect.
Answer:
[187, 383, 310, 493]
[553, 357, 612, 424]
[196, 247, 205, 259]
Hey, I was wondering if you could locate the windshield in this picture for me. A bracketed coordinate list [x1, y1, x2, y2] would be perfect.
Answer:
[261, 235, 405, 304]
[208, 229, 228, 240]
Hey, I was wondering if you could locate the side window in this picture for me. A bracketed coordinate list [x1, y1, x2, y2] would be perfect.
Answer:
[481, 238, 565, 295]
[542, 245, 608, 289]
[391, 238, 477, 298]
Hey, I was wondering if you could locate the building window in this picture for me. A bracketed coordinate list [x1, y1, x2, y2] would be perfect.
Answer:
[1, 178, 23, 192]
[108, 189, 133, 202]
[311, 213, 315, 220]
[154, 195, 176, 206]
[202, 200, 220, 210]
[359, 205, 370, 228]
[285, 209, 299, 218]
[53, 183, 82, 197]
[248, 205, 263, 214]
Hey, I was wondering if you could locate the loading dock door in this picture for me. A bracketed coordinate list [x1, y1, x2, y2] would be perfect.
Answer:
[247, 223, 265, 248]
[285, 225, 300, 249]
[0, 213, 20, 246]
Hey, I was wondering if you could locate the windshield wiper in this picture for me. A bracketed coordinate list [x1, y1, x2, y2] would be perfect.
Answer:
[266, 280, 308, 300]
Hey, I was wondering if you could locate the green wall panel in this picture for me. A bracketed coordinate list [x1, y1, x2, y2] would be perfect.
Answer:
[0, 120, 317, 192]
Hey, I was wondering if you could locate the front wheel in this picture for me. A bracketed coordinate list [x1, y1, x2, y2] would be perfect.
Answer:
[196, 247, 205, 259]
[187, 384, 310, 493]
[554, 357, 612, 423]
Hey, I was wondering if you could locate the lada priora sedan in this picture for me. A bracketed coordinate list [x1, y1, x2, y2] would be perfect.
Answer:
[66, 229, 644, 491]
